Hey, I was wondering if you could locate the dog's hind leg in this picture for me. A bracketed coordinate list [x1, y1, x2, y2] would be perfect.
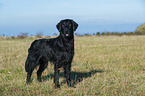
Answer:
[37, 58, 48, 82]
[26, 69, 34, 84]
[25, 60, 35, 84]
[25, 55, 39, 84]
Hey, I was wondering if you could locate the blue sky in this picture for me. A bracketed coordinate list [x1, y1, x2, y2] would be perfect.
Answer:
[0, 0, 145, 36]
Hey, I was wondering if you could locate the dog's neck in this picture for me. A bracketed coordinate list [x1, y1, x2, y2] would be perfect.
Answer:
[57, 34, 74, 48]
[58, 33, 74, 43]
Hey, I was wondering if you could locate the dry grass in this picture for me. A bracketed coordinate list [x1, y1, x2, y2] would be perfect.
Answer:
[0, 36, 145, 95]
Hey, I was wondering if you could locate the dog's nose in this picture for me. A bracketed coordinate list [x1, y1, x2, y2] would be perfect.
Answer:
[64, 29, 68, 32]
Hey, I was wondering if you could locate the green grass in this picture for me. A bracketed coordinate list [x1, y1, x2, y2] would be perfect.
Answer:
[0, 36, 145, 95]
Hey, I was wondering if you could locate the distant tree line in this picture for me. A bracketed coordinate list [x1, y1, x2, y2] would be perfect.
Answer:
[75, 32, 136, 36]
[75, 23, 145, 36]
[1, 23, 145, 39]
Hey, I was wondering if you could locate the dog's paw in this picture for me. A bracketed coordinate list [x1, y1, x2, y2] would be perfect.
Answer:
[68, 83, 76, 88]
[55, 84, 60, 88]
[37, 78, 42, 82]
[26, 80, 32, 84]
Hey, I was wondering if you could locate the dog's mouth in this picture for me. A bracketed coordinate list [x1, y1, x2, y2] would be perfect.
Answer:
[66, 33, 69, 36]
[65, 31, 69, 36]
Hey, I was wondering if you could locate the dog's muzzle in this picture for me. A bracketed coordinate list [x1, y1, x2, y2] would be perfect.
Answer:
[64, 29, 69, 36]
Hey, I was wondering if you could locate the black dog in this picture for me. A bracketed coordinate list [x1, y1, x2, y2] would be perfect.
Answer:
[25, 19, 78, 88]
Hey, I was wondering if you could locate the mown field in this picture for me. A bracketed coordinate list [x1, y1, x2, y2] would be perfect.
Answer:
[0, 36, 145, 95]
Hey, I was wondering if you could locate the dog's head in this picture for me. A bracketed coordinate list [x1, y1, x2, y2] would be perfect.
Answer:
[56, 19, 78, 37]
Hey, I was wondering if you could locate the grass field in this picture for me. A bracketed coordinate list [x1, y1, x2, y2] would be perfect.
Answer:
[0, 36, 145, 95]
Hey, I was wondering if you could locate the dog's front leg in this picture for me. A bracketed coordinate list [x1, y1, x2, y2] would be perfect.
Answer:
[54, 63, 60, 88]
[64, 63, 75, 88]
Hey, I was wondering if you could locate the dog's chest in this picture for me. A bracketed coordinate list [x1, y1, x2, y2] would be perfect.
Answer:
[59, 50, 73, 58]
[54, 49, 74, 63]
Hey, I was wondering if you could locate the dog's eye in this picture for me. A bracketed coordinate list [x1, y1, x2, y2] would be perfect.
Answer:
[62, 24, 65, 27]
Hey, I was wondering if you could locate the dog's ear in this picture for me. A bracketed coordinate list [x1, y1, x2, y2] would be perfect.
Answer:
[56, 20, 62, 32]
[72, 20, 78, 32]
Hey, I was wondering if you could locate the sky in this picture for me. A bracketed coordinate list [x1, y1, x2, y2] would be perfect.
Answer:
[0, 0, 145, 36]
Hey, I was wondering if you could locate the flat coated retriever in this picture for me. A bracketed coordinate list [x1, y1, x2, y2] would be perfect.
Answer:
[25, 19, 78, 88]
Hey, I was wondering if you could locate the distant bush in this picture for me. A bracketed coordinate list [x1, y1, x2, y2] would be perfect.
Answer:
[135, 24, 145, 35]
[53, 33, 58, 36]
[111, 32, 124, 36]
[75, 33, 83, 36]
[96, 32, 100, 35]
[126, 32, 134, 36]
[106, 32, 110, 36]
[101, 32, 105, 35]
[36, 32, 43, 38]
[0, 34, 5, 37]
[11, 36, 16, 39]
[84, 33, 91, 36]
[17, 32, 28, 39]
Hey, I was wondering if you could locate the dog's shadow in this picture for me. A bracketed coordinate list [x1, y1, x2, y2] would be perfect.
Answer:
[42, 70, 104, 85]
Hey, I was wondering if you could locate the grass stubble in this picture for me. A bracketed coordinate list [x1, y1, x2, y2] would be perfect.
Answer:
[0, 36, 145, 95]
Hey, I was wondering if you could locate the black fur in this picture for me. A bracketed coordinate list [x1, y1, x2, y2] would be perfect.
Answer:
[25, 19, 78, 88]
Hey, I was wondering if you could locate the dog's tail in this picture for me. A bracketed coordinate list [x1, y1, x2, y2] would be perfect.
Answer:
[25, 54, 41, 72]
[25, 56, 31, 72]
